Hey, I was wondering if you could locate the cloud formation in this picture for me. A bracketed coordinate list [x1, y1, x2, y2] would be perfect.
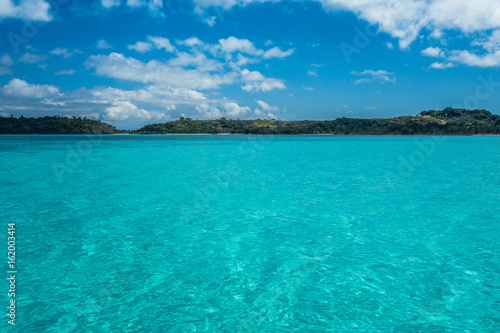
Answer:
[1, 79, 59, 99]
[0, 0, 52, 21]
[351, 69, 396, 85]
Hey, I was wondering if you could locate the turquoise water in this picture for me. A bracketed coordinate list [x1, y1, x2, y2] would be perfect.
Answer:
[0, 135, 499, 332]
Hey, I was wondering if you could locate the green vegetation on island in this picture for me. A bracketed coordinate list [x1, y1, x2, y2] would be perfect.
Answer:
[0, 115, 116, 134]
[137, 108, 500, 135]
[1, 108, 499, 135]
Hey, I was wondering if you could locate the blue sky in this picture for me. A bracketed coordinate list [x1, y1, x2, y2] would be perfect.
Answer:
[0, 0, 499, 129]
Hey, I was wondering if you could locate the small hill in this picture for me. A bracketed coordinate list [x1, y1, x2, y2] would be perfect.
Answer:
[135, 108, 500, 135]
[0, 116, 116, 134]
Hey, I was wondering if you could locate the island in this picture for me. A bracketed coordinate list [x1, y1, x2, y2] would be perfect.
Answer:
[1, 108, 499, 135]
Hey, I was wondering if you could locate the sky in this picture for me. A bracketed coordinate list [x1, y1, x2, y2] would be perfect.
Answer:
[0, 0, 499, 129]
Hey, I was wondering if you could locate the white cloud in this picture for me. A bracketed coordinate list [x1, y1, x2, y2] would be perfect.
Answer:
[222, 101, 250, 117]
[192, 0, 500, 55]
[127, 41, 153, 53]
[86, 53, 235, 90]
[101, 0, 162, 11]
[0, 67, 13, 76]
[241, 80, 286, 93]
[104, 101, 166, 121]
[351, 69, 396, 84]
[96, 40, 112, 49]
[147, 36, 176, 52]
[307, 70, 318, 77]
[1, 79, 59, 99]
[196, 103, 222, 118]
[128, 37, 177, 53]
[386, 42, 394, 49]
[235, 54, 258, 66]
[421, 46, 444, 58]
[215, 36, 294, 60]
[240, 68, 286, 92]
[0, 54, 14, 67]
[19, 52, 47, 63]
[429, 62, 454, 69]
[50, 48, 78, 59]
[177, 37, 205, 47]
[217, 36, 260, 55]
[101, 0, 120, 8]
[253, 108, 277, 119]
[255, 100, 280, 112]
[262, 46, 294, 59]
[0, 0, 52, 21]
[302, 86, 313, 91]
[448, 50, 500, 67]
[168, 52, 223, 71]
[204, 16, 216, 26]
[55, 69, 76, 75]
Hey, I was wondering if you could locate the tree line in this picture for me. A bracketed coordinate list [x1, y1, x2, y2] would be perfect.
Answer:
[136, 108, 500, 135]
[1, 108, 499, 135]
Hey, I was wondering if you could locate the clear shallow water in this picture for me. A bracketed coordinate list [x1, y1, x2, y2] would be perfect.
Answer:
[0, 135, 499, 332]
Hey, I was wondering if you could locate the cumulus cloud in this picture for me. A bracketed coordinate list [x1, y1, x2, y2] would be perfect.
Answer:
[0, 0, 52, 21]
[1, 79, 59, 99]
[429, 62, 454, 69]
[101, 0, 162, 11]
[222, 101, 250, 117]
[177, 37, 205, 47]
[254, 99, 281, 118]
[196, 103, 222, 118]
[96, 40, 113, 49]
[204, 16, 216, 26]
[0, 54, 14, 67]
[262, 46, 294, 59]
[86, 52, 235, 90]
[421, 46, 444, 58]
[50, 48, 81, 59]
[55, 69, 76, 75]
[148, 36, 176, 52]
[101, 0, 120, 8]
[168, 52, 223, 71]
[215, 36, 294, 60]
[0, 54, 14, 76]
[19, 52, 47, 63]
[447, 50, 500, 67]
[128, 37, 176, 53]
[0, 67, 13, 76]
[240, 68, 286, 92]
[103, 101, 166, 121]
[351, 69, 396, 85]
[192, 0, 500, 62]
[87, 48, 286, 92]
[128, 41, 153, 53]
[307, 70, 318, 77]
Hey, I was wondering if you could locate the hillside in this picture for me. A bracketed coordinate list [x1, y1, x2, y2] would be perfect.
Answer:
[136, 108, 500, 135]
[1, 108, 499, 135]
[0, 116, 116, 134]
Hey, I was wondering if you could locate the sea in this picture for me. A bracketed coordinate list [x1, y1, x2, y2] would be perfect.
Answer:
[0, 135, 498, 332]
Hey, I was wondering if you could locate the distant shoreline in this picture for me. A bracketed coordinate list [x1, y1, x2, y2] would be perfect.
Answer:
[2, 108, 499, 135]
[111, 133, 500, 136]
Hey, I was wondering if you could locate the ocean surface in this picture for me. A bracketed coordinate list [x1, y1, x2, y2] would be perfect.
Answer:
[0, 135, 499, 332]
